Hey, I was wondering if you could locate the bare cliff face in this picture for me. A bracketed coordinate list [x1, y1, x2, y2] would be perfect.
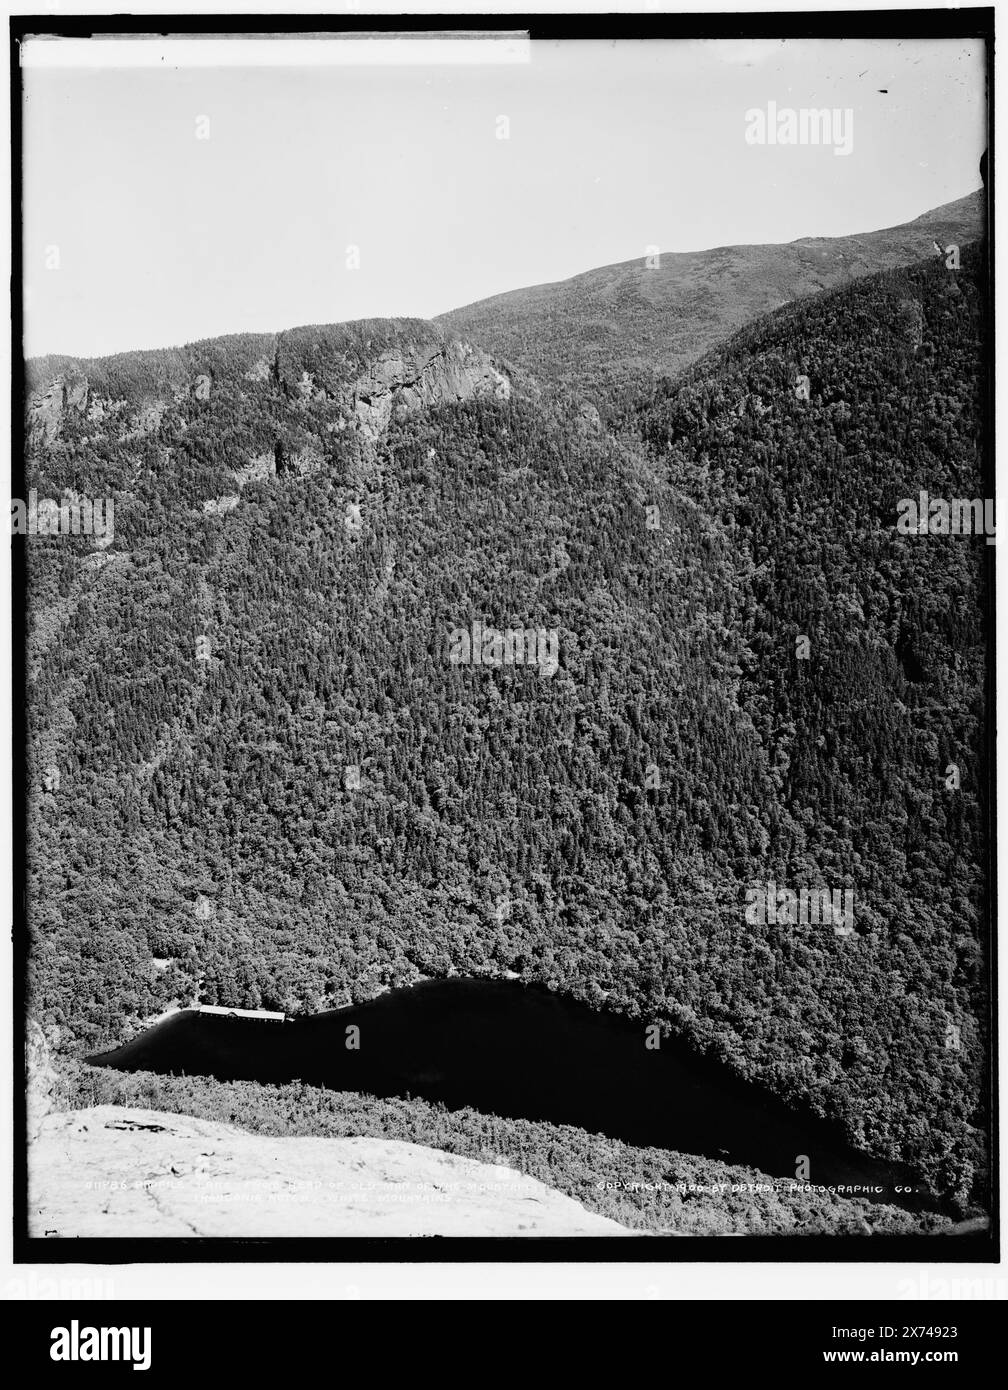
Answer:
[26, 375, 89, 444]
[346, 338, 511, 443]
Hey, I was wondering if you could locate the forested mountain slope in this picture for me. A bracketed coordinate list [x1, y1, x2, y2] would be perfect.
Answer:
[437, 191, 983, 403]
[633, 244, 990, 1206]
[24, 245, 989, 1210]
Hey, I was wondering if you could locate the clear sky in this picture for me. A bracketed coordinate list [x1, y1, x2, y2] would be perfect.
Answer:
[21, 35, 986, 359]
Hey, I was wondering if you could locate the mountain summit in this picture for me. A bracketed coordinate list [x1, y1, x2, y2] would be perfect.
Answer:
[437, 190, 984, 396]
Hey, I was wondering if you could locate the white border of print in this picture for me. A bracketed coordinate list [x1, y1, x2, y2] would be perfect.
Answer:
[1, 0, 1002, 1305]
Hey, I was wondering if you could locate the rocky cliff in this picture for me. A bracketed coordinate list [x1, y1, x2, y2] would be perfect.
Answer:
[25, 321, 511, 456]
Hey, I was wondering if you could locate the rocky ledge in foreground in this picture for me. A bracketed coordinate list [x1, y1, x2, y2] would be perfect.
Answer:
[29, 1108, 636, 1238]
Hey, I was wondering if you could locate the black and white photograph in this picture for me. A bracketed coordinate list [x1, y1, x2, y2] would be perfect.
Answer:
[8, 7, 997, 1299]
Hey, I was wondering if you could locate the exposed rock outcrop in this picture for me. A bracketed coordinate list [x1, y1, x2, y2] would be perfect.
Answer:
[26, 1019, 62, 1140]
[27, 375, 88, 444]
[244, 357, 273, 384]
[29, 1107, 636, 1238]
[27, 371, 167, 446]
[233, 452, 277, 488]
[345, 338, 510, 444]
[26, 323, 512, 464]
[202, 495, 240, 516]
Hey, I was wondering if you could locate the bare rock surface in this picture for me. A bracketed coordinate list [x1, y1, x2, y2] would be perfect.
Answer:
[30, 1107, 636, 1238]
[27, 376, 85, 443]
[347, 338, 510, 443]
[233, 452, 277, 488]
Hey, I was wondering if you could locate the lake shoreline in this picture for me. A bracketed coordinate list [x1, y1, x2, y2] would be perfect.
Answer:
[89, 975, 949, 1218]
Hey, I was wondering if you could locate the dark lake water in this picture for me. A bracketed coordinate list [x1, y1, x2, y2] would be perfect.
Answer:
[89, 977, 937, 1212]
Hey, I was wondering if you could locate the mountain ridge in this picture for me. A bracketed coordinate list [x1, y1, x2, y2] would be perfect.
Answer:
[25, 192, 983, 403]
[436, 189, 985, 395]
